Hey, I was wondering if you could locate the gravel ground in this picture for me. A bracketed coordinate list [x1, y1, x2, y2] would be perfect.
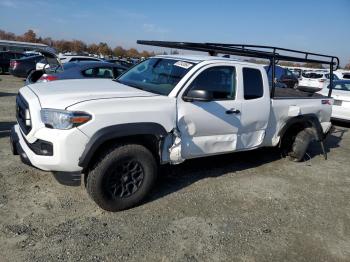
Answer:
[0, 74, 349, 262]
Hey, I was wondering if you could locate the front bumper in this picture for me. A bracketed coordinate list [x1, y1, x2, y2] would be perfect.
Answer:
[10, 126, 33, 167]
[10, 124, 89, 172]
[10, 125, 86, 186]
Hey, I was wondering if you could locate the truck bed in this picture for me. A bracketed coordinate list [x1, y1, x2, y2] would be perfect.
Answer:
[274, 88, 325, 98]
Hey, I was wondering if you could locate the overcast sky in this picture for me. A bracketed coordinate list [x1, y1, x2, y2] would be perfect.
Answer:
[0, 0, 349, 65]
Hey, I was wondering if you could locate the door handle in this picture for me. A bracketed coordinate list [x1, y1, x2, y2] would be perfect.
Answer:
[225, 109, 240, 114]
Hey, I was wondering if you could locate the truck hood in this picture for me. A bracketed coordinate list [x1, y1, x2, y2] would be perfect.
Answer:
[27, 79, 158, 109]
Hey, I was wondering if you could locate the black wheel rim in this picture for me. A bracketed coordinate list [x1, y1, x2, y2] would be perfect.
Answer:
[105, 159, 144, 199]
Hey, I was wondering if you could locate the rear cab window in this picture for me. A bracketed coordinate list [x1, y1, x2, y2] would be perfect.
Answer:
[243, 68, 264, 99]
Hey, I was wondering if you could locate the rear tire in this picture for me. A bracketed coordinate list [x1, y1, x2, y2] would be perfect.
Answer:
[86, 144, 157, 211]
[288, 128, 314, 162]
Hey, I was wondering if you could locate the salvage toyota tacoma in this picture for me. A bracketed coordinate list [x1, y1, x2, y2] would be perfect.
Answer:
[10, 41, 339, 211]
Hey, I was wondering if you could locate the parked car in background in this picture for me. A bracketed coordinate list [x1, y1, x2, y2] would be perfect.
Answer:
[26, 61, 127, 84]
[334, 70, 350, 80]
[264, 65, 299, 88]
[105, 59, 133, 68]
[318, 80, 350, 121]
[0, 51, 28, 74]
[298, 71, 339, 92]
[288, 68, 303, 78]
[59, 55, 103, 64]
[9, 55, 44, 78]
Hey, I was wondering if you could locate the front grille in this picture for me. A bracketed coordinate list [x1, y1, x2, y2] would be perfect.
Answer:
[16, 94, 32, 135]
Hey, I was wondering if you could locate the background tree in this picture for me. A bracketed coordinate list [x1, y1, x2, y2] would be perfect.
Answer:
[113, 46, 126, 57]
[140, 50, 152, 58]
[345, 62, 350, 70]
[126, 48, 140, 58]
[97, 42, 112, 56]
[87, 43, 99, 54]
[0, 29, 16, 40]
[53, 40, 72, 52]
[22, 29, 37, 42]
[70, 40, 87, 53]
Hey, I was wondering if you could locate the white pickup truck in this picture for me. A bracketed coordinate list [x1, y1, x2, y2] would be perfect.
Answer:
[10, 42, 337, 211]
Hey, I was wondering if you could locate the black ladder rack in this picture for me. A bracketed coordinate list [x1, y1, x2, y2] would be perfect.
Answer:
[137, 40, 339, 98]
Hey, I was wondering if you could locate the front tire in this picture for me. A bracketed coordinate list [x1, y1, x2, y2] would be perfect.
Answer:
[86, 144, 157, 211]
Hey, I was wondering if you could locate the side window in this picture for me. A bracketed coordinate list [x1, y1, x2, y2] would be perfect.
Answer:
[243, 68, 264, 100]
[82, 68, 95, 77]
[96, 67, 113, 78]
[188, 66, 236, 100]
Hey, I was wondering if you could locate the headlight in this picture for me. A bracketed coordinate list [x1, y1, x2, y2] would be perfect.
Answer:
[41, 109, 91, 130]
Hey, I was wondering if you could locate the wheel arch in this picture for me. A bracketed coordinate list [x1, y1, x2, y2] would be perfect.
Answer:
[278, 113, 324, 147]
[79, 122, 168, 171]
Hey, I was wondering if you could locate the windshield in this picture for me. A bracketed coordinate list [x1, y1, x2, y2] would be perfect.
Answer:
[117, 58, 193, 95]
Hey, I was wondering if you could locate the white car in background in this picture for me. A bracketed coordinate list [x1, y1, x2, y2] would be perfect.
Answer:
[298, 71, 339, 92]
[318, 80, 350, 121]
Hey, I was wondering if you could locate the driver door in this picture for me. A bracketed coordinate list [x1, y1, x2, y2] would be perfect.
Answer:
[177, 65, 242, 159]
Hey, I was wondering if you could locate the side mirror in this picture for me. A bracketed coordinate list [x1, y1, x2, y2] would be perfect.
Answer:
[183, 89, 213, 102]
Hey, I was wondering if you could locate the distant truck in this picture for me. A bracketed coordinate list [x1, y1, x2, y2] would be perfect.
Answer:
[11, 41, 338, 211]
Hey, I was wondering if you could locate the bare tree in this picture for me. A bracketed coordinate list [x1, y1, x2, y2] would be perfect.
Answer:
[22, 29, 37, 43]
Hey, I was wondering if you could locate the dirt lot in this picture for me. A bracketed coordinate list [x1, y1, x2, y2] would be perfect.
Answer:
[0, 74, 349, 262]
